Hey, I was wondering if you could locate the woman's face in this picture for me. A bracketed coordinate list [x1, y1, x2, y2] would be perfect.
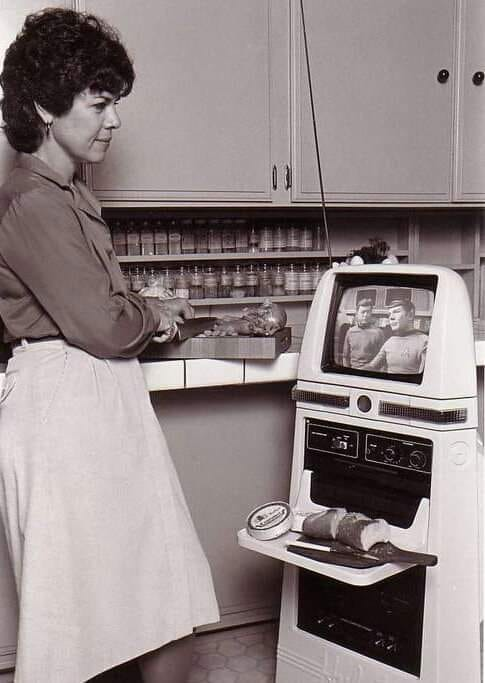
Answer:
[48, 88, 121, 167]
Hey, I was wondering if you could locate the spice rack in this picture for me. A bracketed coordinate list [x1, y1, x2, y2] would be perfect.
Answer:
[103, 207, 484, 318]
[108, 215, 333, 305]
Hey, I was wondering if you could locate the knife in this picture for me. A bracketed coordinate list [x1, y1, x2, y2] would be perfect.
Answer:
[175, 316, 219, 341]
[293, 536, 438, 567]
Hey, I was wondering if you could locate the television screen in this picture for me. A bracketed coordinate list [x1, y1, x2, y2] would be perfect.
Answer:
[321, 273, 437, 384]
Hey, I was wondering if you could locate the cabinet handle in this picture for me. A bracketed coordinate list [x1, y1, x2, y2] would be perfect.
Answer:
[272, 164, 278, 191]
[437, 69, 450, 84]
[284, 164, 292, 190]
[472, 71, 484, 86]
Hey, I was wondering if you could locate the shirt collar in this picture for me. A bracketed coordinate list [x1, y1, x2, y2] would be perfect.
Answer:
[18, 153, 72, 190]
[18, 153, 103, 221]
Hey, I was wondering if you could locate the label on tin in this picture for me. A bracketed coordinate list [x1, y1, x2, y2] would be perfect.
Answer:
[246, 501, 292, 540]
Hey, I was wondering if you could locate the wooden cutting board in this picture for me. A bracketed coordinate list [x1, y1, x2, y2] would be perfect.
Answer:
[140, 327, 292, 360]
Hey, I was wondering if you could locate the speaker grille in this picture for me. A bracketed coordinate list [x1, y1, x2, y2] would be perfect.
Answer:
[291, 387, 350, 408]
[379, 402, 467, 424]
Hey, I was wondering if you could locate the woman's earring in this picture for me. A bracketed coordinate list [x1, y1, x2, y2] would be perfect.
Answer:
[45, 121, 53, 137]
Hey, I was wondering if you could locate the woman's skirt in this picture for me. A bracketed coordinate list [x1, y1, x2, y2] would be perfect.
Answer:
[0, 339, 219, 683]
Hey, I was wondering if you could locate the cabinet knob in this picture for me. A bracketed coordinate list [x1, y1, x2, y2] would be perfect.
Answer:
[437, 69, 450, 84]
[472, 71, 484, 86]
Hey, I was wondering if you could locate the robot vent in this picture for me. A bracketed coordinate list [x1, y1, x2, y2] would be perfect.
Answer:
[291, 387, 350, 408]
[379, 402, 467, 424]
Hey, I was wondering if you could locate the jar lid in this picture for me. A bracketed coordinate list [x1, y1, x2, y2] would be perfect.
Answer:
[246, 501, 292, 541]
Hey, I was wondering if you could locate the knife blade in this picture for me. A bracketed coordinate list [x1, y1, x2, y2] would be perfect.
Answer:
[176, 316, 219, 341]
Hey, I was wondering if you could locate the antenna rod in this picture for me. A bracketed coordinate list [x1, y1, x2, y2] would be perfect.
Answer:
[299, 0, 332, 266]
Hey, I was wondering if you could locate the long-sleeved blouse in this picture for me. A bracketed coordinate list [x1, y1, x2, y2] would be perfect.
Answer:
[0, 154, 161, 358]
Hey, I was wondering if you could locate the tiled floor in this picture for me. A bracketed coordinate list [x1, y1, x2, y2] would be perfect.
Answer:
[0, 622, 278, 682]
[189, 621, 277, 683]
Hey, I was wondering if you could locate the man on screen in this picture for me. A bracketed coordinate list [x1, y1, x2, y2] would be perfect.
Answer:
[364, 299, 427, 374]
[342, 298, 385, 368]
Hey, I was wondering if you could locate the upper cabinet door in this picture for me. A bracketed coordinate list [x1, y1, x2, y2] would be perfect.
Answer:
[454, 0, 485, 201]
[84, 0, 289, 205]
[291, 0, 456, 203]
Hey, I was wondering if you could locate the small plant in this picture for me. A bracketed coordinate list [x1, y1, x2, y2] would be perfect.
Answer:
[347, 237, 390, 264]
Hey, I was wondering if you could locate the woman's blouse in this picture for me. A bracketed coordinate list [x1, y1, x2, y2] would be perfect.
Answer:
[0, 154, 161, 359]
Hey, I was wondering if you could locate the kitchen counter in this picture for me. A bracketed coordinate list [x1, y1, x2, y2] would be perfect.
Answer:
[1, 330, 485, 392]
[142, 327, 485, 392]
[141, 351, 300, 391]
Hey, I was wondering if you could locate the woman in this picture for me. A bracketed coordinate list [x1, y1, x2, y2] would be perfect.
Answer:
[0, 8, 219, 683]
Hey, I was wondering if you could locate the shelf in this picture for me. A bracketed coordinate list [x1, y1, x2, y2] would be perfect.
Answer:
[118, 250, 332, 263]
[118, 249, 409, 265]
[190, 295, 314, 306]
[447, 264, 475, 271]
[237, 529, 409, 587]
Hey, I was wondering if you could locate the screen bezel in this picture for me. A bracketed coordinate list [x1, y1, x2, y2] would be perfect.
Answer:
[321, 272, 438, 385]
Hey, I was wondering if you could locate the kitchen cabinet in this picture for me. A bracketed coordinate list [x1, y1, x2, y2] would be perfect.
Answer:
[79, 0, 290, 205]
[82, 0, 484, 207]
[291, 0, 456, 203]
[152, 383, 294, 630]
[454, 0, 485, 201]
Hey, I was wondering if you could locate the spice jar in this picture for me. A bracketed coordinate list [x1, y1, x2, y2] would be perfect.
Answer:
[230, 265, 246, 298]
[140, 220, 155, 256]
[272, 264, 285, 296]
[126, 220, 141, 256]
[181, 219, 195, 254]
[112, 220, 127, 256]
[248, 224, 259, 253]
[203, 267, 219, 298]
[175, 266, 190, 298]
[219, 266, 233, 298]
[300, 224, 314, 251]
[299, 263, 313, 294]
[154, 219, 168, 255]
[195, 219, 209, 253]
[168, 220, 182, 255]
[273, 223, 287, 252]
[259, 225, 274, 252]
[208, 220, 222, 254]
[189, 266, 204, 300]
[286, 224, 301, 252]
[130, 266, 145, 292]
[162, 268, 175, 294]
[245, 264, 258, 297]
[258, 263, 273, 297]
[146, 267, 158, 287]
[235, 219, 249, 253]
[222, 219, 236, 253]
[284, 263, 299, 295]
[313, 224, 325, 251]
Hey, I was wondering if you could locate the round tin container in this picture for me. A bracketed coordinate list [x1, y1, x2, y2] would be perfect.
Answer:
[246, 501, 293, 541]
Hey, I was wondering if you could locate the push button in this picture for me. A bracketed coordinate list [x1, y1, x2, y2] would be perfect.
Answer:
[357, 395, 372, 413]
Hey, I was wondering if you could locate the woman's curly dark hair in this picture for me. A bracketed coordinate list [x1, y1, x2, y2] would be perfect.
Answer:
[0, 7, 135, 152]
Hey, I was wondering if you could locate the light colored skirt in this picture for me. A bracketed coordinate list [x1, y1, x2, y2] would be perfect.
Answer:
[0, 340, 219, 683]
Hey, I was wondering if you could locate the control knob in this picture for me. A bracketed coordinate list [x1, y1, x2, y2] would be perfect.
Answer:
[384, 446, 399, 464]
[409, 449, 427, 469]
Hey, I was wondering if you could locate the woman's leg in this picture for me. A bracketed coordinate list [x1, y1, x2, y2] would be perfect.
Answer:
[138, 634, 195, 683]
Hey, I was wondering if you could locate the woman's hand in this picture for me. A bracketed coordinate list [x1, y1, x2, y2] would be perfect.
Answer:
[152, 298, 194, 343]
[159, 297, 194, 324]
